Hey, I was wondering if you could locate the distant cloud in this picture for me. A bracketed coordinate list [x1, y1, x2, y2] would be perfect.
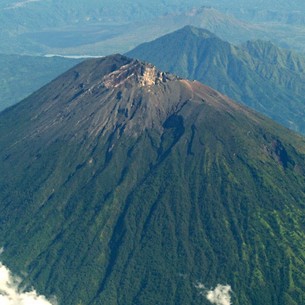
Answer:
[0, 262, 57, 305]
[196, 283, 232, 305]
[4, 0, 41, 10]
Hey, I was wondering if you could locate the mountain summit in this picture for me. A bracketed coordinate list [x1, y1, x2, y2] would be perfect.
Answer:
[1, 55, 305, 305]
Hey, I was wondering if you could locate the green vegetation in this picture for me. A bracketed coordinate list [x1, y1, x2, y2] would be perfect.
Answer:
[0, 55, 305, 305]
[127, 26, 305, 134]
[0, 54, 81, 111]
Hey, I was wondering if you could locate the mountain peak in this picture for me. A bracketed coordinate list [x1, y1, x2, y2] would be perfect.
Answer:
[180, 25, 217, 39]
[0, 55, 192, 141]
[102, 58, 176, 89]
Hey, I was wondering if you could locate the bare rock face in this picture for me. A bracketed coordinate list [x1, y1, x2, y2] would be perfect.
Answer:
[102, 60, 173, 88]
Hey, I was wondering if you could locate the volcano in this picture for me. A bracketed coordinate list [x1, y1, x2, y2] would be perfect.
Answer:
[0, 54, 305, 305]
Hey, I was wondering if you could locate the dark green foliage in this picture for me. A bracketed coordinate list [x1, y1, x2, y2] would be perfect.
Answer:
[127, 26, 305, 134]
[0, 55, 305, 305]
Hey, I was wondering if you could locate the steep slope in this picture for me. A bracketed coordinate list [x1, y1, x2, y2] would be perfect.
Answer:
[127, 26, 305, 134]
[0, 54, 82, 111]
[1, 55, 305, 305]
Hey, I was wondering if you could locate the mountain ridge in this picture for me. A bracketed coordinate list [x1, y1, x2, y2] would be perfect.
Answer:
[127, 26, 305, 134]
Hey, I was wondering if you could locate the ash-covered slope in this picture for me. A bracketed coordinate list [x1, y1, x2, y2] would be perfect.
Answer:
[0, 55, 305, 305]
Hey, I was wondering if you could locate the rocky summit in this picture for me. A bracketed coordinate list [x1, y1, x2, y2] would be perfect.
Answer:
[0, 54, 305, 305]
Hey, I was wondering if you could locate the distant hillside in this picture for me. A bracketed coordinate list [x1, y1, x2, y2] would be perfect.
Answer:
[127, 26, 305, 134]
[0, 5, 265, 56]
[2, 1, 305, 55]
[0, 54, 81, 111]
